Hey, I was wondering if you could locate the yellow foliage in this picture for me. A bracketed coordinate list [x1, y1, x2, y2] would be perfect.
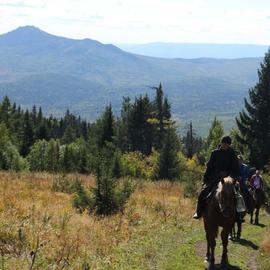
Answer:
[121, 151, 157, 179]
[0, 171, 194, 269]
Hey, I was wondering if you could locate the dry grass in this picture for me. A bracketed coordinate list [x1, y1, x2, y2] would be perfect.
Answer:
[0, 172, 193, 269]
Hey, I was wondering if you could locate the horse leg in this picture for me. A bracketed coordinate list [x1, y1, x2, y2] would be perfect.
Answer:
[221, 228, 229, 269]
[205, 233, 210, 262]
[207, 228, 217, 270]
[229, 223, 234, 240]
[255, 207, 259, 225]
[237, 220, 242, 239]
[250, 209, 253, 224]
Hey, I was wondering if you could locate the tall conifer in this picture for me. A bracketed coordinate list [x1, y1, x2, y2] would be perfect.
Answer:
[236, 49, 270, 168]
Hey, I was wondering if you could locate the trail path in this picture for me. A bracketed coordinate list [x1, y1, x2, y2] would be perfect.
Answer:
[162, 211, 270, 270]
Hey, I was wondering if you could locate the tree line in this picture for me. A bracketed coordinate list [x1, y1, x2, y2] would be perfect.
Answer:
[1, 48, 270, 215]
[1, 48, 270, 177]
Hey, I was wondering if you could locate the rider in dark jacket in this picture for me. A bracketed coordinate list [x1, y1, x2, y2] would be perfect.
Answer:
[193, 136, 240, 219]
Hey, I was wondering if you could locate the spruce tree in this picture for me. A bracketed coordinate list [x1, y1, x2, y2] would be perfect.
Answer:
[154, 126, 180, 180]
[20, 110, 34, 157]
[236, 49, 270, 168]
[205, 117, 224, 161]
[129, 95, 153, 155]
[99, 104, 114, 147]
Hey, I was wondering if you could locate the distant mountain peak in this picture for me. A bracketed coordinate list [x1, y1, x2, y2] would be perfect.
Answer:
[0, 25, 66, 46]
[16, 25, 42, 31]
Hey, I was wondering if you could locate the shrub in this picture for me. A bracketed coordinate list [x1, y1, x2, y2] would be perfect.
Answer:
[52, 175, 82, 194]
[121, 151, 156, 179]
[180, 154, 203, 197]
[72, 180, 92, 213]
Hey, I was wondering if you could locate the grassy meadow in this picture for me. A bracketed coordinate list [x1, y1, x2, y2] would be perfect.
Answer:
[0, 171, 269, 269]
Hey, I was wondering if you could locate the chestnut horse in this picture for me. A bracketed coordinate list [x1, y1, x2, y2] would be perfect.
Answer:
[203, 177, 236, 270]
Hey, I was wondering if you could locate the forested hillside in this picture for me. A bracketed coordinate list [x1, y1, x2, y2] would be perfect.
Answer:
[1, 46, 270, 270]
[0, 26, 262, 134]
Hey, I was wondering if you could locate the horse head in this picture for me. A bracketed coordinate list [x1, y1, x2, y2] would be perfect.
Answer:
[216, 177, 236, 218]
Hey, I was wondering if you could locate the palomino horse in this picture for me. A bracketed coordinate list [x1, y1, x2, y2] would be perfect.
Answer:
[203, 177, 236, 270]
[249, 188, 265, 225]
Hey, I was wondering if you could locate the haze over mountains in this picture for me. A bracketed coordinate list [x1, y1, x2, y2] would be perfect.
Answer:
[117, 43, 268, 59]
[0, 26, 264, 135]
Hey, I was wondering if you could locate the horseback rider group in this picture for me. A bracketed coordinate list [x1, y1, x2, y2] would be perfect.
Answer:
[193, 135, 266, 220]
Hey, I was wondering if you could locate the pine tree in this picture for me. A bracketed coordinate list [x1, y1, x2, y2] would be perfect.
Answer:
[184, 122, 195, 159]
[129, 95, 153, 155]
[205, 117, 224, 161]
[153, 83, 164, 148]
[116, 97, 132, 152]
[236, 49, 270, 168]
[20, 110, 34, 157]
[154, 126, 180, 180]
[99, 104, 114, 147]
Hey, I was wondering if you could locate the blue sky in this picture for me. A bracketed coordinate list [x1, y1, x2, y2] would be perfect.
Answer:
[1, 0, 270, 44]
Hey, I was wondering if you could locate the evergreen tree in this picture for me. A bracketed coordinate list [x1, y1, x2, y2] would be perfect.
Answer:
[99, 104, 114, 147]
[89, 153, 133, 215]
[115, 97, 132, 152]
[0, 123, 28, 171]
[153, 83, 165, 148]
[20, 110, 34, 157]
[129, 95, 153, 155]
[62, 125, 76, 144]
[27, 140, 48, 171]
[163, 97, 171, 120]
[154, 126, 180, 180]
[184, 122, 195, 159]
[205, 117, 224, 161]
[183, 122, 204, 159]
[236, 49, 270, 168]
[45, 139, 60, 172]
[0, 96, 11, 124]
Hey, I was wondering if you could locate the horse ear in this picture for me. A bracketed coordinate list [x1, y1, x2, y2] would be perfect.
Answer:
[221, 178, 225, 184]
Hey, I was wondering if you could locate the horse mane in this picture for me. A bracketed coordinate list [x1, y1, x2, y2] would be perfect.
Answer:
[216, 176, 235, 194]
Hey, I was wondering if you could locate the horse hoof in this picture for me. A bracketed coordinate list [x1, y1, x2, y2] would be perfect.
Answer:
[220, 258, 228, 269]
[207, 264, 215, 270]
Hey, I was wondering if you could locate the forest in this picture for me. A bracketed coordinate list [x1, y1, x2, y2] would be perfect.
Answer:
[0, 49, 270, 270]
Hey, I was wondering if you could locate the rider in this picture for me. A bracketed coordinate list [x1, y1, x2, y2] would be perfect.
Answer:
[238, 155, 251, 212]
[193, 135, 240, 219]
[250, 170, 263, 189]
[249, 170, 266, 204]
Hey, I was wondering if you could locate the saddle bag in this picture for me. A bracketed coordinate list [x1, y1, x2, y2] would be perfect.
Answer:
[235, 193, 246, 213]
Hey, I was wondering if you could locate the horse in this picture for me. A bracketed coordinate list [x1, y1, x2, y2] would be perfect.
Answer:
[249, 188, 265, 225]
[203, 177, 236, 270]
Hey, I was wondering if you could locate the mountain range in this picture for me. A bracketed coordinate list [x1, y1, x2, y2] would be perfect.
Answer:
[117, 43, 268, 59]
[0, 26, 264, 135]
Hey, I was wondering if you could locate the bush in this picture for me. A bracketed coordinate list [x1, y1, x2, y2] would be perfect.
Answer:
[72, 180, 92, 213]
[71, 172, 135, 216]
[179, 154, 204, 197]
[121, 151, 157, 179]
[52, 175, 82, 194]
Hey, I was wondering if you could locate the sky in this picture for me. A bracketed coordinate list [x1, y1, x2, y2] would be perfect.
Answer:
[1, 0, 270, 44]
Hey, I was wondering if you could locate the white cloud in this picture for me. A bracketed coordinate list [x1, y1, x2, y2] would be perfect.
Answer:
[1, 0, 270, 44]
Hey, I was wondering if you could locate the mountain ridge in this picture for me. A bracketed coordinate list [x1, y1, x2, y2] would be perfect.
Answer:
[0, 26, 264, 135]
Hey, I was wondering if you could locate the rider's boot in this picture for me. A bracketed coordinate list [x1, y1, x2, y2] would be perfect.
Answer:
[193, 196, 204, 219]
